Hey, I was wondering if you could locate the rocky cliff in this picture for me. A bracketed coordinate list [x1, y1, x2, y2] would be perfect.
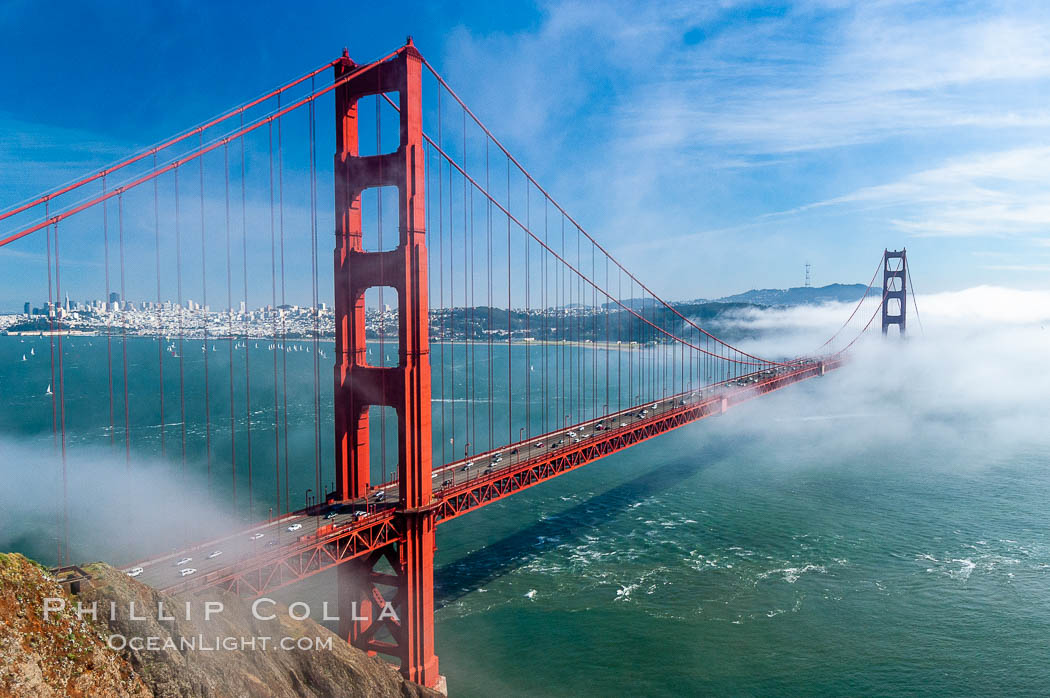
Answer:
[0, 553, 440, 698]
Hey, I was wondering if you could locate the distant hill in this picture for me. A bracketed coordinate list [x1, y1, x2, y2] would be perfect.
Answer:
[702, 283, 876, 307]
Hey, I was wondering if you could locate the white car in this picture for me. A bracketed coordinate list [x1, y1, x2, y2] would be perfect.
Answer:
[373, 491, 386, 501]
[325, 511, 339, 519]
[179, 568, 197, 577]
[568, 431, 577, 438]
[287, 523, 303, 532]
[174, 557, 192, 566]
[620, 422, 627, 427]
[352, 510, 370, 518]
[126, 567, 144, 577]
[250, 533, 265, 540]
[534, 442, 544, 448]
[462, 461, 473, 471]
[207, 550, 223, 559]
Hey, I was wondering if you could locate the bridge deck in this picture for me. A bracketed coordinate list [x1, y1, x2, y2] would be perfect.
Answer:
[135, 357, 840, 596]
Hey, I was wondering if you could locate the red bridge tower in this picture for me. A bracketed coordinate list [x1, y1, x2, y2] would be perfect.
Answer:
[882, 248, 907, 336]
[331, 40, 440, 688]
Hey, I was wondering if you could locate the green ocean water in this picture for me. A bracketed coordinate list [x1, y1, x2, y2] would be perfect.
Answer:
[2, 334, 1049, 696]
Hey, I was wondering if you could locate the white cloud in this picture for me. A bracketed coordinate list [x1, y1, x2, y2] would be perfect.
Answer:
[984, 264, 1050, 272]
[435, 1, 1050, 296]
[714, 284, 1050, 465]
[625, 3, 1050, 153]
[780, 145, 1050, 239]
[724, 285, 1050, 359]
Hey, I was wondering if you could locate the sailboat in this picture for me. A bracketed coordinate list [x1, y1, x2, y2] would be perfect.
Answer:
[21, 354, 26, 361]
[30, 347, 35, 356]
[45, 384, 53, 396]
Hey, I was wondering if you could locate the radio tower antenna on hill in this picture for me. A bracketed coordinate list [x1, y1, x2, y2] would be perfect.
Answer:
[805, 262, 811, 287]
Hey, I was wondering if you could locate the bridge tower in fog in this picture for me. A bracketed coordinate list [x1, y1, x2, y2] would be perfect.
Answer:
[882, 249, 907, 335]
[330, 40, 439, 687]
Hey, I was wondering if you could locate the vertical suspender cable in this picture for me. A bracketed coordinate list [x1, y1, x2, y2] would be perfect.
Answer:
[267, 121, 281, 514]
[118, 193, 131, 465]
[463, 107, 473, 459]
[437, 89, 446, 467]
[309, 84, 322, 502]
[44, 206, 58, 560]
[102, 176, 115, 446]
[506, 156, 512, 445]
[54, 221, 69, 564]
[45, 204, 57, 449]
[153, 154, 166, 459]
[486, 140, 493, 452]
[525, 183, 530, 441]
[277, 94, 291, 512]
[543, 198, 548, 433]
[223, 142, 237, 508]
[377, 86, 388, 486]
[174, 169, 188, 473]
[469, 162, 477, 453]
[240, 116, 254, 517]
[198, 134, 212, 487]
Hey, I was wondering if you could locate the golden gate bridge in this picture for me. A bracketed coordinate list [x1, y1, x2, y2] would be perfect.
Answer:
[0, 39, 913, 690]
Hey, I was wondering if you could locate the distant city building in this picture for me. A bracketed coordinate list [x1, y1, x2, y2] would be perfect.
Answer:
[23, 302, 30, 315]
[109, 292, 121, 304]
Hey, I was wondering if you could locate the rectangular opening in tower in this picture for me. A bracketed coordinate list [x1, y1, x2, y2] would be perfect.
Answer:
[362, 286, 399, 367]
[360, 186, 400, 252]
[367, 404, 399, 487]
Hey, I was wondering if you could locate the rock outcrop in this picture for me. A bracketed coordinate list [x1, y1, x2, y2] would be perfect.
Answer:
[0, 553, 440, 698]
[0, 553, 150, 697]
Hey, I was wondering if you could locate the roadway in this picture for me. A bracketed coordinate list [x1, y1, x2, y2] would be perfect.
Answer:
[130, 360, 815, 591]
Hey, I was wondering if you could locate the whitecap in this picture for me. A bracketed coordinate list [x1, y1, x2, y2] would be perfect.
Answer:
[949, 558, 976, 580]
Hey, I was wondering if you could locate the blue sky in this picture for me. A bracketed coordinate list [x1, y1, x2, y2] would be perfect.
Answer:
[3, 0, 1050, 305]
